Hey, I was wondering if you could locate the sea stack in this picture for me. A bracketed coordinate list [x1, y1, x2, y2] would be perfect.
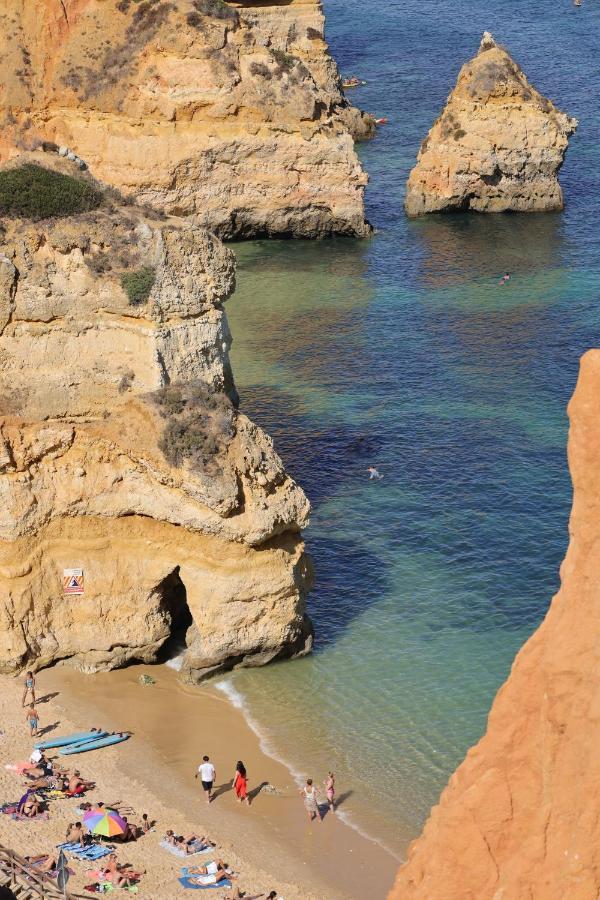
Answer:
[0, 0, 371, 239]
[0, 154, 313, 682]
[389, 350, 600, 899]
[405, 32, 577, 216]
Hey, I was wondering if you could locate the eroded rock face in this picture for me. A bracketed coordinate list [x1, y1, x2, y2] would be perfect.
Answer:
[0, 0, 371, 238]
[405, 32, 577, 216]
[389, 350, 600, 899]
[0, 165, 313, 679]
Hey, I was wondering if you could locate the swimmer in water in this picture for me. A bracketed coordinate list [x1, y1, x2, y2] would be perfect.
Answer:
[367, 467, 383, 480]
[499, 272, 511, 285]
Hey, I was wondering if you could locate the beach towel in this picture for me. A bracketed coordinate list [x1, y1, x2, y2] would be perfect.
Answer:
[178, 876, 232, 891]
[57, 841, 112, 861]
[5, 761, 33, 774]
[11, 810, 49, 821]
[159, 839, 212, 858]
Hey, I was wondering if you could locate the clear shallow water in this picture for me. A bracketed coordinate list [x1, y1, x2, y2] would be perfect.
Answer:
[223, 0, 600, 854]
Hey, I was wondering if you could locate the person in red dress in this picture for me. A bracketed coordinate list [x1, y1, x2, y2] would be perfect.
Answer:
[232, 761, 249, 805]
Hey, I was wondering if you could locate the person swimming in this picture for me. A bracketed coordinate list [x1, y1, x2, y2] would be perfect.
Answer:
[498, 272, 511, 285]
[367, 466, 383, 480]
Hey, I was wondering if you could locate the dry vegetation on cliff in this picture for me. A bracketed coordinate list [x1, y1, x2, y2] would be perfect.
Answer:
[151, 380, 237, 473]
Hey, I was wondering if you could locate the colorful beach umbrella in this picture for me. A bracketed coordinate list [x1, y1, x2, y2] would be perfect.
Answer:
[83, 807, 127, 837]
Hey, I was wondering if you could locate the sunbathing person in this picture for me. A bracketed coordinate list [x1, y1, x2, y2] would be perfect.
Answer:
[25, 854, 57, 873]
[165, 830, 214, 852]
[65, 822, 87, 845]
[187, 859, 233, 883]
[67, 770, 94, 794]
[25, 751, 53, 779]
[18, 791, 42, 817]
[102, 854, 143, 888]
[112, 815, 138, 843]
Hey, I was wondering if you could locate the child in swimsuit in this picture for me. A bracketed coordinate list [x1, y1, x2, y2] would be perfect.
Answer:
[22, 671, 35, 707]
[324, 772, 335, 812]
[26, 703, 39, 737]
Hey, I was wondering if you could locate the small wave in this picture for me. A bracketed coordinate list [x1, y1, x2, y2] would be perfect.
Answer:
[164, 652, 185, 672]
[214, 677, 402, 861]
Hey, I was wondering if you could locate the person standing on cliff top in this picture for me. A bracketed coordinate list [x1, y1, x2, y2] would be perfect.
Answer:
[22, 670, 36, 707]
[195, 755, 216, 804]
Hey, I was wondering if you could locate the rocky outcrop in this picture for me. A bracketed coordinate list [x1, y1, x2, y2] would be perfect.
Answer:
[389, 350, 600, 899]
[0, 156, 313, 680]
[405, 32, 577, 216]
[0, 0, 371, 238]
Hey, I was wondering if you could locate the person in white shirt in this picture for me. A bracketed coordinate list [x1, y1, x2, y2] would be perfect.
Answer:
[195, 755, 216, 804]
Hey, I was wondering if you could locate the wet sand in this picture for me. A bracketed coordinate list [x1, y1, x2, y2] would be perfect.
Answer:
[25, 663, 399, 899]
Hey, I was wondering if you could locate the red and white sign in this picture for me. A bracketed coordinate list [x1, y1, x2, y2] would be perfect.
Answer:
[63, 568, 84, 595]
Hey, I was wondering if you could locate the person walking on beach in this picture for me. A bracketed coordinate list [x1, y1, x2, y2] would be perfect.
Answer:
[232, 760, 249, 805]
[324, 771, 335, 812]
[299, 778, 322, 824]
[22, 671, 36, 707]
[25, 703, 39, 737]
[195, 755, 216, 804]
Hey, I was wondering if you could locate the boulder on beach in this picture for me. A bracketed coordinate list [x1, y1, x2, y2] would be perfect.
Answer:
[405, 32, 577, 216]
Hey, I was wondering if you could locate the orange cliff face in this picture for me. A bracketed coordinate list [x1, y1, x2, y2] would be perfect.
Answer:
[0, 0, 371, 239]
[390, 349, 600, 900]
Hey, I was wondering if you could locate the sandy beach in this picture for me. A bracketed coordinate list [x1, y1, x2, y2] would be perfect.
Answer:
[0, 665, 398, 899]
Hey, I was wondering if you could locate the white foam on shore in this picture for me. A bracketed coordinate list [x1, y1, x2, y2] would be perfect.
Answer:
[164, 652, 185, 671]
[214, 676, 402, 861]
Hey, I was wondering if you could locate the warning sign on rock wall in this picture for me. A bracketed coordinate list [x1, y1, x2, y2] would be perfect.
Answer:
[63, 568, 84, 595]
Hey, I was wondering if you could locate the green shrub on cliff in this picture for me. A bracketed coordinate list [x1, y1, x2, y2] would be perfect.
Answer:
[151, 381, 236, 472]
[0, 164, 103, 220]
[120, 267, 156, 305]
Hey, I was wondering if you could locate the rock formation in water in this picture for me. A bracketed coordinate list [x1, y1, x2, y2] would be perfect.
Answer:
[0, 154, 313, 681]
[0, 0, 372, 238]
[405, 32, 577, 216]
[389, 349, 600, 899]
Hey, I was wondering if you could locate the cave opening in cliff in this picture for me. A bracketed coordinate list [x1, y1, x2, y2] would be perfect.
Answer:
[155, 567, 193, 665]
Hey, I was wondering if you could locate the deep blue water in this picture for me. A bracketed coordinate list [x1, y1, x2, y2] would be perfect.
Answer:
[223, 0, 600, 853]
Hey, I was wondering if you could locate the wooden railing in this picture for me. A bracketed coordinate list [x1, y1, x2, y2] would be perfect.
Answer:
[0, 843, 88, 899]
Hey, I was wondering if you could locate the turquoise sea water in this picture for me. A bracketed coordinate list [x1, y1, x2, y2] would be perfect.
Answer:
[222, 0, 600, 855]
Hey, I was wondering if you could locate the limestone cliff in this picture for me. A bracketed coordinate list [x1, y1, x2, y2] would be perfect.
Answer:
[0, 155, 313, 681]
[405, 32, 577, 216]
[390, 350, 600, 899]
[0, 0, 372, 238]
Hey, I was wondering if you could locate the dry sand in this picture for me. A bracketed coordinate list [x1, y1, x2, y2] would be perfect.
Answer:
[0, 665, 399, 899]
